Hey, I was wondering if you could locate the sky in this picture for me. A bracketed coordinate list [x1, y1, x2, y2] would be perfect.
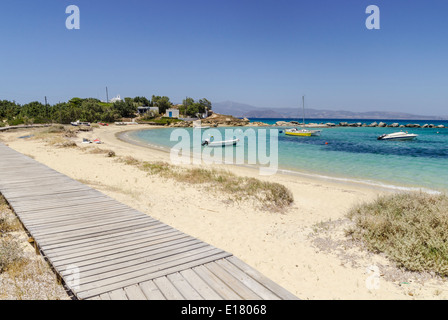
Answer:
[0, 0, 447, 116]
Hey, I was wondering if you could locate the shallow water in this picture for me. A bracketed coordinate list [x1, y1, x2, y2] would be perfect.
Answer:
[127, 119, 448, 193]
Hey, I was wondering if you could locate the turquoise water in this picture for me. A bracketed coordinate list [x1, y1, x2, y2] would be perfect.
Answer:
[126, 119, 448, 193]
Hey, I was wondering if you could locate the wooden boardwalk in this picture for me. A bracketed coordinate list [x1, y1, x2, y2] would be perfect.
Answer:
[0, 143, 298, 300]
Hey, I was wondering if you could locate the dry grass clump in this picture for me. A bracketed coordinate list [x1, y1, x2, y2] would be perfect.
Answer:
[79, 125, 92, 132]
[85, 147, 116, 157]
[347, 192, 448, 276]
[0, 196, 25, 272]
[119, 157, 294, 210]
[0, 237, 24, 272]
[54, 140, 77, 148]
[32, 126, 79, 147]
[0, 195, 69, 299]
[0, 197, 21, 234]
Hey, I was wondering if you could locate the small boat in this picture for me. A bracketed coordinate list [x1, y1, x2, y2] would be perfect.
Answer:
[193, 121, 210, 129]
[285, 96, 322, 137]
[377, 132, 418, 141]
[285, 128, 322, 137]
[71, 120, 90, 126]
[202, 138, 239, 147]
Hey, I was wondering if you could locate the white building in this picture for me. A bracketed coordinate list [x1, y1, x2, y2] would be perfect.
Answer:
[109, 95, 123, 103]
[150, 107, 160, 114]
[165, 108, 180, 119]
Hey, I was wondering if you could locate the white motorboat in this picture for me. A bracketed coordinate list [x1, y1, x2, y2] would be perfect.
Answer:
[71, 120, 90, 126]
[202, 138, 239, 147]
[193, 121, 210, 129]
[377, 132, 418, 141]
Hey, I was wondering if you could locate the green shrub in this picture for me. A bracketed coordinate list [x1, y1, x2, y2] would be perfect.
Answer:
[347, 192, 448, 276]
[8, 118, 25, 126]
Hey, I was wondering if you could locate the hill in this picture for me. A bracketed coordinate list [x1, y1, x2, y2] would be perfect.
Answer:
[213, 101, 447, 120]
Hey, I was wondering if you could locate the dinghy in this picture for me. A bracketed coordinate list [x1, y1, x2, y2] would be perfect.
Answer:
[202, 138, 239, 147]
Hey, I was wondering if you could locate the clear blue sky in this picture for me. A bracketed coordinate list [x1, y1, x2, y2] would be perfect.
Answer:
[1, 0, 447, 116]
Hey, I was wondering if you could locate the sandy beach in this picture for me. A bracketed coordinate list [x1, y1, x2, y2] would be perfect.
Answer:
[1, 124, 447, 300]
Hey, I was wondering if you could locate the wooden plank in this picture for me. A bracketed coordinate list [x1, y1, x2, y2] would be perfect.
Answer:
[16, 201, 130, 216]
[108, 289, 128, 300]
[124, 285, 147, 300]
[99, 293, 111, 300]
[216, 259, 281, 300]
[167, 272, 203, 300]
[226, 256, 299, 300]
[42, 224, 172, 253]
[28, 215, 150, 236]
[179, 269, 223, 300]
[204, 262, 261, 300]
[192, 265, 241, 300]
[45, 226, 177, 256]
[139, 280, 166, 300]
[30, 218, 156, 242]
[53, 233, 194, 265]
[76, 251, 231, 299]
[25, 210, 147, 227]
[55, 239, 201, 277]
[153, 277, 185, 300]
[38, 221, 163, 248]
[22, 210, 144, 229]
[62, 241, 210, 280]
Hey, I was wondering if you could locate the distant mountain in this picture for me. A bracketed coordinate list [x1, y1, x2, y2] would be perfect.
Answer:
[213, 101, 447, 120]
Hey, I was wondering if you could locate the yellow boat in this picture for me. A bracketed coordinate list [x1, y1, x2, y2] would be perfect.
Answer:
[285, 96, 323, 137]
[285, 128, 321, 137]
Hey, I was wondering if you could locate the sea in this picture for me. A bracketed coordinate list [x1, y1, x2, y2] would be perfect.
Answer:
[123, 118, 448, 194]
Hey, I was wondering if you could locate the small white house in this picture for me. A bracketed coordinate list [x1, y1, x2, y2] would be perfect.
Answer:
[150, 107, 159, 114]
[138, 106, 160, 116]
[165, 108, 180, 119]
[109, 95, 123, 103]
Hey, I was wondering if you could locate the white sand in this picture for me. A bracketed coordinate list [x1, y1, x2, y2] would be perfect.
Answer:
[1, 125, 447, 300]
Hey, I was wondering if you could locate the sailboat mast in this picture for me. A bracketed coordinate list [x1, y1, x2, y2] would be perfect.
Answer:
[302, 95, 305, 126]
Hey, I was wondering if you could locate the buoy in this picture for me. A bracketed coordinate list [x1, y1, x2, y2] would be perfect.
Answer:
[325, 142, 329, 145]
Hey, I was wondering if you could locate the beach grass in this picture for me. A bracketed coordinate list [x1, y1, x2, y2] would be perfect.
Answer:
[0, 195, 68, 299]
[119, 156, 294, 210]
[0, 196, 25, 272]
[346, 192, 448, 276]
[0, 196, 21, 234]
[85, 146, 116, 157]
[31, 125, 79, 148]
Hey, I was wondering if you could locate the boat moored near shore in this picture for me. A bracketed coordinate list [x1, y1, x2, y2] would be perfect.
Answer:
[377, 132, 418, 141]
[285, 128, 322, 137]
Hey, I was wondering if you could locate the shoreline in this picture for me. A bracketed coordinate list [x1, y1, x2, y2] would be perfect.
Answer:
[117, 126, 443, 195]
[1, 124, 447, 300]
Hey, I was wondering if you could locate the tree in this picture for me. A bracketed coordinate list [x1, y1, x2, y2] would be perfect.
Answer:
[133, 96, 150, 106]
[183, 98, 212, 116]
[186, 103, 200, 116]
[183, 97, 195, 108]
[198, 98, 212, 111]
[152, 95, 172, 115]
[113, 100, 137, 118]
